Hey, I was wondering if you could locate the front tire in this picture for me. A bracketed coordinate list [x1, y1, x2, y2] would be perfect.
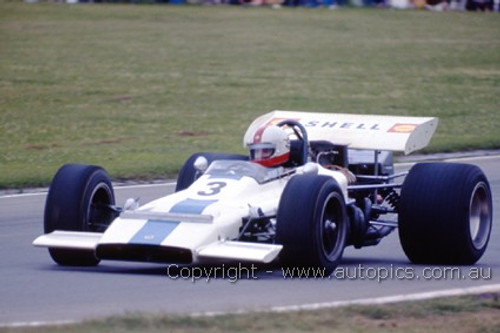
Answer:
[398, 163, 492, 265]
[276, 175, 348, 274]
[44, 164, 116, 266]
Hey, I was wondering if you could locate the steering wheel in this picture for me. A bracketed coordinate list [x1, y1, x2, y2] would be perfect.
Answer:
[277, 119, 309, 165]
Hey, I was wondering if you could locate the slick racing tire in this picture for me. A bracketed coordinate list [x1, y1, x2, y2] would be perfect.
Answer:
[399, 163, 492, 265]
[276, 175, 348, 275]
[175, 153, 248, 192]
[44, 164, 116, 266]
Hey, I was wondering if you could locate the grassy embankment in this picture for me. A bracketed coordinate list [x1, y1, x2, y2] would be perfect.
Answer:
[1, 3, 499, 188]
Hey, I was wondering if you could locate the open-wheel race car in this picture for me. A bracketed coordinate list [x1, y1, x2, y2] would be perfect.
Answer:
[33, 111, 493, 274]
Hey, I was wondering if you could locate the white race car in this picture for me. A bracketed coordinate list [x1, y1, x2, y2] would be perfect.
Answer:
[33, 111, 493, 273]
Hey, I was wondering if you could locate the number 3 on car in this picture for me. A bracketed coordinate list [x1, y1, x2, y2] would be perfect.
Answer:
[197, 181, 227, 196]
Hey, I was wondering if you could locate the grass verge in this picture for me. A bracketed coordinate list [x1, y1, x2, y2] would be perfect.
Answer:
[2, 293, 500, 332]
[1, 3, 499, 188]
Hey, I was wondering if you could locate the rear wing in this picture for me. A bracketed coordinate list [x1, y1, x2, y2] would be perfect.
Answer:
[244, 110, 438, 155]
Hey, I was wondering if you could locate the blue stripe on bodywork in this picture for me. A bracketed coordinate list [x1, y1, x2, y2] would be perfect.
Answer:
[169, 198, 217, 214]
[129, 220, 179, 246]
[128, 199, 215, 246]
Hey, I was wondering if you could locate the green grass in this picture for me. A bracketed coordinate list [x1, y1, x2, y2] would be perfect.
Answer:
[2, 293, 500, 332]
[1, 2, 499, 188]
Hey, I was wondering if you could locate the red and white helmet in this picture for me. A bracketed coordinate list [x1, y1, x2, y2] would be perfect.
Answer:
[248, 125, 290, 167]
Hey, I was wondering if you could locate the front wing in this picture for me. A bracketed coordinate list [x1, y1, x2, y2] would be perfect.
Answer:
[33, 231, 283, 264]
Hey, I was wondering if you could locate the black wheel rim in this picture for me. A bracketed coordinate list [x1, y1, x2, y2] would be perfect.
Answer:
[320, 193, 344, 261]
[87, 183, 114, 232]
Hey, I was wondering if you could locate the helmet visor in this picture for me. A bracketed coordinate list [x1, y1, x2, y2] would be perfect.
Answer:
[249, 143, 275, 161]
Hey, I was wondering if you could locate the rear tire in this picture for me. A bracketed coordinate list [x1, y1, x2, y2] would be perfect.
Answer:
[175, 153, 248, 192]
[276, 175, 348, 275]
[44, 164, 116, 266]
[398, 163, 492, 265]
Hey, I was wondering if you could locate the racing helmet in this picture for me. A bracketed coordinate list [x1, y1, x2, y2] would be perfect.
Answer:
[248, 125, 290, 167]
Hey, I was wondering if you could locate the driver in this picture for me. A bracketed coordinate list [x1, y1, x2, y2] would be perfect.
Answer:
[247, 125, 290, 168]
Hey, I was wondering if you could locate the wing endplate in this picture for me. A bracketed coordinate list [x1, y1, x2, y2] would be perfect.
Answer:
[197, 241, 283, 263]
[33, 231, 102, 250]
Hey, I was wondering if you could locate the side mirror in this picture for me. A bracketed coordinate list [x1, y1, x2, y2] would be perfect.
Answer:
[124, 198, 140, 211]
[194, 156, 209, 173]
[302, 162, 319, 175]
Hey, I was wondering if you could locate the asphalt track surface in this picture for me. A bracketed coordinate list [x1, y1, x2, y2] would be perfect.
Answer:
[1, 155, 499, 326]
